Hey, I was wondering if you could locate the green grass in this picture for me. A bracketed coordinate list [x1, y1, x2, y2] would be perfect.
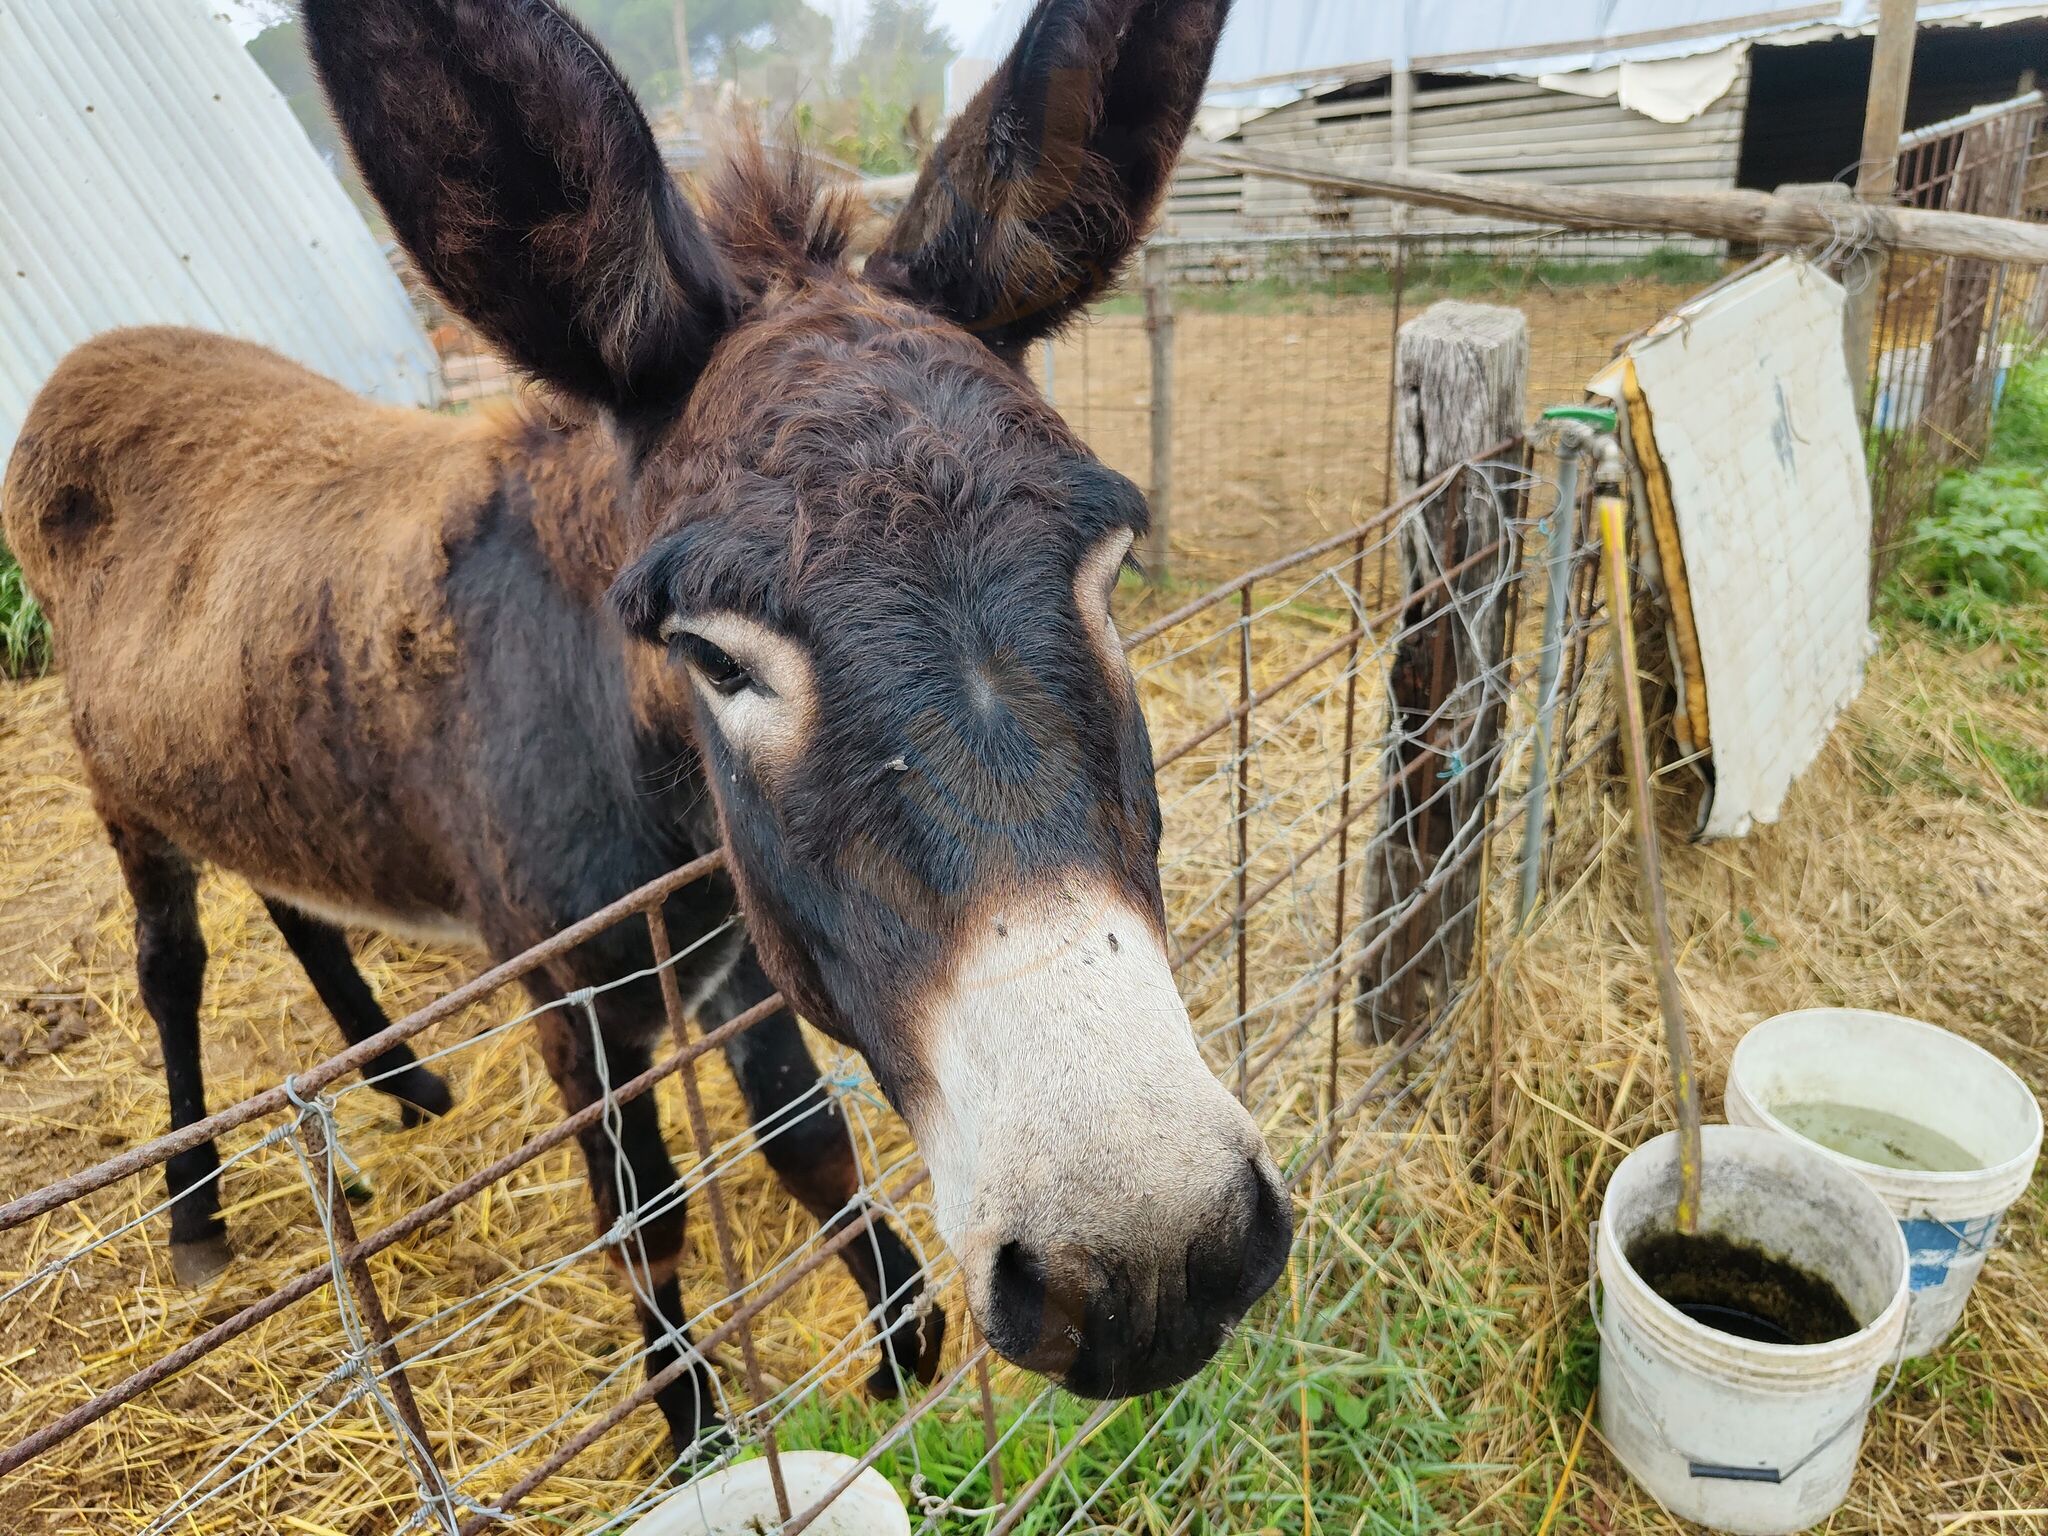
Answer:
[1884, 352, 2048, 658]
[608, 1181, 1505, 1534]
[0, 543, 51, 679]
[1963, 720, 2048, 808]
[1094, 248, 1726, 318]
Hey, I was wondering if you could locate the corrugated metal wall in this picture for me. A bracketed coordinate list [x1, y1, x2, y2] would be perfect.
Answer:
[0, 0, 441, 467]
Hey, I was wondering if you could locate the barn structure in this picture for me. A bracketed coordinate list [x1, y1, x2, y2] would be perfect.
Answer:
[952, 1, 2048, 241]
[0, 0, 439, 466]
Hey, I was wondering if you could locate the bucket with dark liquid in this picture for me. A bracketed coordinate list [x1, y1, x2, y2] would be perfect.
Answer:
[1594, 1126, 1907, 1534]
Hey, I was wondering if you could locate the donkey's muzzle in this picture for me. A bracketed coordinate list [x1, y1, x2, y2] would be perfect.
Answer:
[980, 1153, 1292, 1397]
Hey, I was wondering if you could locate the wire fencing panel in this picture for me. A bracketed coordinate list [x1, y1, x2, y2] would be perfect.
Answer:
[1039, 229, 1724, 585]
[1869, 91, 2048, 567]
[0, 431, 1622, 1532]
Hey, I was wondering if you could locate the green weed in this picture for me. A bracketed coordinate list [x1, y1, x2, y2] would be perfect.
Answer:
[1963, 720, 2048, 808]
[597, 1182, 1505, 1533]
[0, 544, 51, 679]
[1887, 353, 2048, 653]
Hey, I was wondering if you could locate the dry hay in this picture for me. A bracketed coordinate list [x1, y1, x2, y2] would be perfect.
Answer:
[2, 577, 2046, 1532]
[1429, 629, 2048, 1533]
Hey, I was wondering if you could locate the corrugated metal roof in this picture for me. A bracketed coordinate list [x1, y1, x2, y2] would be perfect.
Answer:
[0, 0, 440, 468]
[951, 1, 2048, 113]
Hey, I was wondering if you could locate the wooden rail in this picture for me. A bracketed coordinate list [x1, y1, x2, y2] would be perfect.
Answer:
[1182, 146, 2048, 266]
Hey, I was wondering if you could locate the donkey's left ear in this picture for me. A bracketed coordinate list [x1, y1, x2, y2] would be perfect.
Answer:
[304, 0, 741, 433]
[867, 0, 1229, 359]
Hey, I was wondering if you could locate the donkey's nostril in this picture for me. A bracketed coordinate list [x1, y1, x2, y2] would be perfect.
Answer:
[985, 1239, 1065, 1369]
[1184, 1156, 1291, 1314]
[1235, 1155, 1293, 1307]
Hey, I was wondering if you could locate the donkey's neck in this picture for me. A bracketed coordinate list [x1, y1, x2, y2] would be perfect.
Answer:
[494, 407, 709, 836]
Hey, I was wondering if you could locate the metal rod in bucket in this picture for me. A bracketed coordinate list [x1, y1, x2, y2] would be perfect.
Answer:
[1594, 436, 1704, 1233]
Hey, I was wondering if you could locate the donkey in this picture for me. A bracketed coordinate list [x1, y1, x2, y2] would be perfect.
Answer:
[1, 0, 1289, 1450]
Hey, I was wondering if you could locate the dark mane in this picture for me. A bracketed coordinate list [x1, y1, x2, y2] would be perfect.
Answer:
[699, 134, 865, 295]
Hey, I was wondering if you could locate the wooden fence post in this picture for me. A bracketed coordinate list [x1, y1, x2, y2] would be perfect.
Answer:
[1843, 0, 1918, 420]
[1142, 243, 1175, 583]
[1357, 301, 1527, 1044]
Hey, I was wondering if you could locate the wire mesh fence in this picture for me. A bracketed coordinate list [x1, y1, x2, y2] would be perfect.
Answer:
[1035, 229, 1723, 585]
[1868, 90, 2048, 565]
[0, 428, 1625, 1532]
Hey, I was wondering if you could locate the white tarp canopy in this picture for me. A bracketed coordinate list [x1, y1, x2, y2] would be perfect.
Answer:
[949, 2, 2048, 121]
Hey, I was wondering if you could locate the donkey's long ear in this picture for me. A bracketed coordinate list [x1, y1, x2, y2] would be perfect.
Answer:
[304, 0, 740, 427]
[867, 0, 1228, 356]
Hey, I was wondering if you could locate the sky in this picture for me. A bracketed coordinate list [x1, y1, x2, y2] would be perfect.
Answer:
[214, 0, 1011, 57]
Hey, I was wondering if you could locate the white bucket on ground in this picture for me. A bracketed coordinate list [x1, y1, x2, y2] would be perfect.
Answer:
[1596, 1126, 1908, 1535]
[619, 1451, 909, 1536]
[1727, 1008, 2043, 1357]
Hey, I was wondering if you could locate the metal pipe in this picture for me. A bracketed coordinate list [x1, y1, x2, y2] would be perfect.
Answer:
[1516, 427, 1587, 926]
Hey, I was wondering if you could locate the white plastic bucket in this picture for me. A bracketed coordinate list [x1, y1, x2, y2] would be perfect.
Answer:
[1596, 1126, 1908, 1535]
[1727, 1009, 2043, 1357]
[619, 1450, 909, 1535]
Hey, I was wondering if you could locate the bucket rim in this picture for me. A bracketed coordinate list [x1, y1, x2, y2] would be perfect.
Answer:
[1599, 1127, 1909, 1381]
[1732, 1009, 2044, 1190]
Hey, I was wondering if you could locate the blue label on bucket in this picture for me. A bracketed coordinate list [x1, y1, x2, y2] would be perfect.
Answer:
[1901, 1214, 2001, 1290]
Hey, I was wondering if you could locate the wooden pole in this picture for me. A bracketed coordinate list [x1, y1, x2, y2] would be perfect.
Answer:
[1389, 67, 1414, 239]
[1843, 0, 1919, 419]
[1142, 243, 1175, 583]
[1180, 145, 2048, 265]
[1357, 301, 1527, 1044]
[1595, 464, 1702, 1233]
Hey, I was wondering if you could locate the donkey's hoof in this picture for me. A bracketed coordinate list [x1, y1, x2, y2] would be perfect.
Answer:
[169, 1232, 234, 1287]
[395, 1069, 454, 1127]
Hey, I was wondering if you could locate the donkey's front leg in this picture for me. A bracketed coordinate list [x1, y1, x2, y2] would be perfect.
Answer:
[705, 949, 946, 1397]
[535, 1001, 720, 1454]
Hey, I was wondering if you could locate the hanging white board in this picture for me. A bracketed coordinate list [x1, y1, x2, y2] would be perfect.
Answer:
[1594, 256, 1875, 839]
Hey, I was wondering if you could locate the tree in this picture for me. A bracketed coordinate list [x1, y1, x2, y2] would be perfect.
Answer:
[838, 0, 953, 121]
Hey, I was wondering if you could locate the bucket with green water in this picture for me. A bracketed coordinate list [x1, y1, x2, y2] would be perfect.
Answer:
[1727, 1009, 2042, 1357]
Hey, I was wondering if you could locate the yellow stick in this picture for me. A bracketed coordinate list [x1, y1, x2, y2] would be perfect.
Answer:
[1597, 488, 1703, 1233]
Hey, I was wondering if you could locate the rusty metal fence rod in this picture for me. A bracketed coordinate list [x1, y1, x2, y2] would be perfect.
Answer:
[1150, 533, 1514, 774]
[1121, 442, 1515, 650]
[1172, 595, 1597, 984]
[449, 1165, 932, 1534]
[0, 990, 782, 1478]
[0, 850, 730, 1232]
[1229, 710, 1612, 1104]
[773, 1346, 994, 1536]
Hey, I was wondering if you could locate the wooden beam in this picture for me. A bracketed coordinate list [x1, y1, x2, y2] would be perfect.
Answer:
[1141, 245, 1175, 583]
[671, 0, 692, 109]
[1183, 145, 2048, 266]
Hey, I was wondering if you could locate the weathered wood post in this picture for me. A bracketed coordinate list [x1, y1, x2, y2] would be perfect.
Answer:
[1842, 0, 1917, 420]
[1357, 301, 1527, 1044]
[1141, 243, 1175, 582]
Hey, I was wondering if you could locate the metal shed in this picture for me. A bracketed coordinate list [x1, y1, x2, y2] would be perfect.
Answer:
[957, 1, 2048, 240]
[0, 0, 440, 467]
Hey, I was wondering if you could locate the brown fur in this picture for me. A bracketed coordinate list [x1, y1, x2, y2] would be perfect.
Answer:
[4, 328, 661, 934]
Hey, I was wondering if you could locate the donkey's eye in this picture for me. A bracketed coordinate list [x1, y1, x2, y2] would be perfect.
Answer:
[678, 633, 756, 696]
